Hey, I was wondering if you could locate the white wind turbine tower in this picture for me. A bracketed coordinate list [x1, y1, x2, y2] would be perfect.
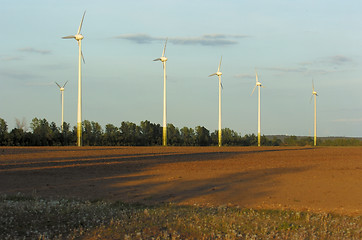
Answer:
[311, 80, 318, 146]
[55, 81, 68, 131]
[153, 38, 168, 146]
[62, 11, 86, 147]
[251, 70, 264, 147]
[209, 56, 223, 147]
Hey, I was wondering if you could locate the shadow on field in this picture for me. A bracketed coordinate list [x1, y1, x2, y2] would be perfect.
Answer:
[0, 147, 313, 205]
[103, 166, 310, 206]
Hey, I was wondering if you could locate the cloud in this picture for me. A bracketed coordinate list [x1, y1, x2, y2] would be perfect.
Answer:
[114, 33, 249, 46]
[18, 47, 51, 55]
[299, 55, 353, 67]
[332, 118, 362, 123]
[262, 67, 307, 73]
[233, 73, 255, 79]
[113, 33, 157, 44]
[0, 56, 22, 61]
[25, 82, 54, 87]
[327, 55, 352, 65]
[0, 69, 41, 80]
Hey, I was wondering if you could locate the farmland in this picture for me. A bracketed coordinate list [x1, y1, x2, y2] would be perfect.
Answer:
[0, 146, 361, 238]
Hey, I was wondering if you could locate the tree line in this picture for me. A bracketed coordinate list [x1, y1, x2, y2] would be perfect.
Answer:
[0, 117, 361, 146]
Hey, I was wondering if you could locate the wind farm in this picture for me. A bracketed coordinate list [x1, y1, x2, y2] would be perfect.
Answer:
[1, 2, 362, 239]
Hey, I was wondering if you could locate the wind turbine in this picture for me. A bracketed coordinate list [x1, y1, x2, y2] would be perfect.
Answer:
[55, 81, 68, 131]
[62, 11, 86, 147]
[311, 80, 318, 146]
[153, 38, 168, 146]
[209, 56, 223, 147]
[251, 70, 264, 147]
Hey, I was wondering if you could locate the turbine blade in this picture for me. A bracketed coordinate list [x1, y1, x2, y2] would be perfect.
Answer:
[81, 51, 85, 64]
[153, 58, 161, 61]
[255, 70, 259, 83]
[261, 85, 265, 88]
[77, 11, 86, 35]
[55, 82, 61, 88]
[63, 80, 69, 88]
[62, 35, 76, 39]
[312, 79, 315, 91]
[209, 73, 217, 77]
[251, 85, 257, 96]
[218, 56, 222, 72]
[221, 82, 224, 90]
[162, 38, 168, 57]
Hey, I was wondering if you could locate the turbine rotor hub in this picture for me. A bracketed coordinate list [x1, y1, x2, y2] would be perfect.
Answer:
[216, 71, 222, 76]
[160, 57, 168, 62]
[75, 34, 84, 41]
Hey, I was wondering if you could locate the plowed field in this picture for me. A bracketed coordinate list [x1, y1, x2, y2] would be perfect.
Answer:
[0, 146, 361, 215]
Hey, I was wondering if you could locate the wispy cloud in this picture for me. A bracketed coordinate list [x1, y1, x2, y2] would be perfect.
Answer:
[262, 67, 307, 73]
[0, 56, 22, 61]
[299, 55, 353, 67]
[114, 33, 249, 46]
[25, 81, 54, 87]
[326, 55, 352, 65]
[18, 47, 51, 55]
[233, 73, 255, 79]
[0, 69, 41, 80]
[332, 118, 362, 123]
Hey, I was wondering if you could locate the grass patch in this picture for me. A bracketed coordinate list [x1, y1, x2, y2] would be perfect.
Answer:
[0, 193, 361, 239]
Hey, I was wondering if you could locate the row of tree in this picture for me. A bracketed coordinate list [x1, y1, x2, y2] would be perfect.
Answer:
[0, 117, 361, 146]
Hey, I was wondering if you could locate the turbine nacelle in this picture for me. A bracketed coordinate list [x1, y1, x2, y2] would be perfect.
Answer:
[154, 56, 168, 62]
[312, 90, 317, 96]
[55, 81, 68, 92]
[209, 56, 223, 78]
[75, 34, 84, 41]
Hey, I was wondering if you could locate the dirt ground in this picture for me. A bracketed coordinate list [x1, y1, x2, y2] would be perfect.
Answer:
[0, 146, 361, 215]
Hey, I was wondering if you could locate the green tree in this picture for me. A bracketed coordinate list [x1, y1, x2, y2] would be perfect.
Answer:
[195, 126, 211, 146]
[120, 121, 141, 146]
[284, 135, 298, 146]
[241, 134, 257, 146]
[82, 120, 92, 146]
[222, 128, 242, 146]
[103, 124, 120, 146]
[167, 123, 181, 146]
[50, 122, 61, 146]
[180, 127, 195, 146]
[0, 118, 8, 145]
[30, 118, 53, 146]
[59, 122, 74, 146]
[9, 128, 26, 146]
[139, 120, 161, 145]
[91, 121, 103, 146]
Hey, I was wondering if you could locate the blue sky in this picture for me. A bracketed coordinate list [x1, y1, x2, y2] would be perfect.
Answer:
[0, 0, 361, 137]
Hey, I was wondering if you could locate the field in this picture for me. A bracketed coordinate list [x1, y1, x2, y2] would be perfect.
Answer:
[0, 146, 361, 239]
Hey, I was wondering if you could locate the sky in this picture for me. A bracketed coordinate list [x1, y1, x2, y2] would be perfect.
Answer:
[0, 0, 361, 137]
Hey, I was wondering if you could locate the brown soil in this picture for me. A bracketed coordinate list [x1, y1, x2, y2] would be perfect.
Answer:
[0, 146, 361, 215]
